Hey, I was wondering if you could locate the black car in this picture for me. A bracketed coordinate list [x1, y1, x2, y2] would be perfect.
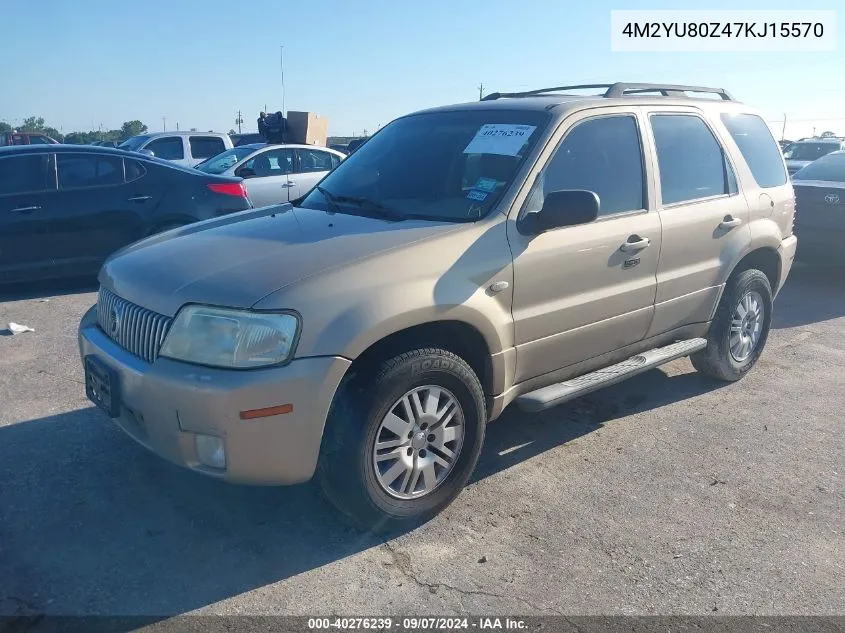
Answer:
[0, 145, 253, 283]
[792, 150, 845, 264]
[232, 133, 265, 147]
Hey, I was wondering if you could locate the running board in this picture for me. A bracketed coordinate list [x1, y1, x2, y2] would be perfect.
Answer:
[515, 338, 708, 413]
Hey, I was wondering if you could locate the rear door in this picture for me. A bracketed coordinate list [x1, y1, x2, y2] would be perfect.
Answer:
[642, 108, 751, 337]
[238, 147, 295, 207]
[0, 153, 54, 281]
[46, 152, 147, 273]
[188, 136, 227, 166]
[291, 148, 338, 198]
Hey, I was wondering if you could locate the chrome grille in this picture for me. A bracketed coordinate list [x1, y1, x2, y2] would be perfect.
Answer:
[97, 287, 172, 363]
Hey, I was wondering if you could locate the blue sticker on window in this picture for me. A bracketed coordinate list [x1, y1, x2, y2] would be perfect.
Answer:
[474, 177, 498, 192]
[467, 189, 488, 202]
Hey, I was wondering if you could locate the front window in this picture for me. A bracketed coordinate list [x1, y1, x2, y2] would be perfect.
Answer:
[118, 135, 151, 152]
[783, 142, 840, 162]
[195, 147, 256, 174]
[299, 109, 550, 222]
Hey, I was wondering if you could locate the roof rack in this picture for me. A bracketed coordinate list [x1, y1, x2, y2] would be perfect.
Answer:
[481, 82, 735, 102]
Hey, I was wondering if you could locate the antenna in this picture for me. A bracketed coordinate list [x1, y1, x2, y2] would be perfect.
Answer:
[478, 83, 484, 101]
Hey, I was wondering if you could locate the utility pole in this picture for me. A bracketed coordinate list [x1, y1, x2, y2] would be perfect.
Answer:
[781, 113, 786, 141]
[162, 117, 167, 132]
[176, 122, 180, 131]
[235, 110, 244, 133]
[280, 45, 286, 116]
[478, 83, 484, 100]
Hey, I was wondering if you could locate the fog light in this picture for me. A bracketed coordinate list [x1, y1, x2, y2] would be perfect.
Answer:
[195, 434, 226, 469]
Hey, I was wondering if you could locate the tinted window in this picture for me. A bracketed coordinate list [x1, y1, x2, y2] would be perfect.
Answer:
[0, 154, 51, 195]
[189, 136, 226, 159]
[330, 154, 342, 169]
[300, 110, 549, 222]
[57, 154, 123, 190]
[28, 135, 52, 145]
[720, 113, 788, 188]
[792, 152, 845, 182]
[783, 142, 841, 162]
[125, 159, 147, 182]
[651, 114, 733, 205]
[296, 149, 335, 173]
[243, 148, 294, 176]
[146, 136, 184, 160]
[524, 115, 644, 217]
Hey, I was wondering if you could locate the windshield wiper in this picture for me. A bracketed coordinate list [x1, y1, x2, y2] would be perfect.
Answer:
[315, 186, 343, 213]
[331, 194, 406, 221]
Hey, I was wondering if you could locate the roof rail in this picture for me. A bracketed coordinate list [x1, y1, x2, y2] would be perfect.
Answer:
[481, 82, 735, 102]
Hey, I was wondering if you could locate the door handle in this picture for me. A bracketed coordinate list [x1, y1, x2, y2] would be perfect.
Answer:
[12, 205, 41, 214]
[719, 215, 742, 229]
[620, 235, 650, 253]
[281, 182, 295, 188]
[128, 195, 152, 202]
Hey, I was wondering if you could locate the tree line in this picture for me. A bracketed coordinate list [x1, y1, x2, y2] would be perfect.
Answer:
[0, 117, 148, 144]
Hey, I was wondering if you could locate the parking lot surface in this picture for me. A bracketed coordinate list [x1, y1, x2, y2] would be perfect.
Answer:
[1, 265, 843, 617]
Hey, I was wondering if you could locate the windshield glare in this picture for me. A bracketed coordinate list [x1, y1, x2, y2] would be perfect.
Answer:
[784, 142, 840, 161]
[118, 135, 151, 152]
[300, 110, 549, 222]
[792, 152, 845, 182]
[195, 147, 256, 174]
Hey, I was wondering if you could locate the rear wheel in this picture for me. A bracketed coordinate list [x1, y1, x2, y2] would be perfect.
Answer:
[691, 268, 772, 381]
[318, 348, 486, 531]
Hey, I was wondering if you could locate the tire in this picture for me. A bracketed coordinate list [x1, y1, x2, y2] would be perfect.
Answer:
[317, 348, 486, 532]
[691, 268, 773, 382]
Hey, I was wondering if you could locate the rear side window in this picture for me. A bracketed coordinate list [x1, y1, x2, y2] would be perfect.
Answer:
[146, 136, 184, 160]
[651, 114, 735, 205]
[0, 154, 51, 195]
[296, 149, 335, 173]
[720, 113, 787, 188]
[792, 152, 845, 182]
[57, 154, 123, 190]
[125, 159, 147, 182]
[189, 136, 226, 159]
[525, 115, 645, 217]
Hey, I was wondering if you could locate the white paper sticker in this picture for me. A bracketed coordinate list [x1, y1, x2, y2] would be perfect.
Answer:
[463, 124, 537, 157]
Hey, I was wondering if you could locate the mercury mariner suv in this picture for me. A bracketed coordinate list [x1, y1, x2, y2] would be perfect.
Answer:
[79, 82, 797, 530]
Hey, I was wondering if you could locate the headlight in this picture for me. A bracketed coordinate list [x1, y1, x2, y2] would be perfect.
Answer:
[159, 305, 298, 369]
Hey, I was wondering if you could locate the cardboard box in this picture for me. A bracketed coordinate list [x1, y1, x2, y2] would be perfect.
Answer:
[286, 111, 328, 146]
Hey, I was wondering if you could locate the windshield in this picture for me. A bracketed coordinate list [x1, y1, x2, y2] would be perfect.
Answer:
[118, 135, 151, 152]
[299, 109, 550, 222]
[792, 152, 845, 182]
[195, 147, 256, 174]
[783, 142, 840, 161]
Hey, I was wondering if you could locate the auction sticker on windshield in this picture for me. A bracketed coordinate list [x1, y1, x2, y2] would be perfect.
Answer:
[463, 124, 537, 156]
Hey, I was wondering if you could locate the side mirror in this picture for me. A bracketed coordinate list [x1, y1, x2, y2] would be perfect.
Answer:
[138, 148, 155, 157]
[236, 167, 256, 179]
[521, 190, 599, 235]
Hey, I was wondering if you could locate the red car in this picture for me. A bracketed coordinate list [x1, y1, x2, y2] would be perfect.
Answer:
[0, 132, 59, 146]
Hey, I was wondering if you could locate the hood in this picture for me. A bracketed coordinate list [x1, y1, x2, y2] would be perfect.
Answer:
[100, 204, 462, 317]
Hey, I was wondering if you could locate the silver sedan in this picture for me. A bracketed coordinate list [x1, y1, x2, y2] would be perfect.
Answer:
[195, 143, 346, 207]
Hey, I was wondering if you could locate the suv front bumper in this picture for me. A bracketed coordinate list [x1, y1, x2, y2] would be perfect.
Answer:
[78, 305, 351, 485]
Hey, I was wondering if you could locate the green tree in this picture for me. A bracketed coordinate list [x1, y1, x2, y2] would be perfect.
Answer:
[0, 121, 11, 133]
[20, 116, 46, 132]
[120, 120, 147, 140]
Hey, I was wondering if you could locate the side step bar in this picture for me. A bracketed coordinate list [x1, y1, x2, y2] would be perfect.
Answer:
[515, 338, 707, 413]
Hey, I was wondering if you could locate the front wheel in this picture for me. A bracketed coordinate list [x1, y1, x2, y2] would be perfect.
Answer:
[691, 268, 773, 381]
[317, 348, 487, 531]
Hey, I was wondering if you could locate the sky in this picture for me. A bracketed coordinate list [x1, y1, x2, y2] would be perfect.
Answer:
[1, 0, 843, 140]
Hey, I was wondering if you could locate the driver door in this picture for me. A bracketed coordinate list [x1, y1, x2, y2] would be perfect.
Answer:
[507, 109, 661, 384]
[239, 148, 295, 207]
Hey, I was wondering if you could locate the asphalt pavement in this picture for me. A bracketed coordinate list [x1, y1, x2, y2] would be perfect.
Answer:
[0, 264, 842, 617]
